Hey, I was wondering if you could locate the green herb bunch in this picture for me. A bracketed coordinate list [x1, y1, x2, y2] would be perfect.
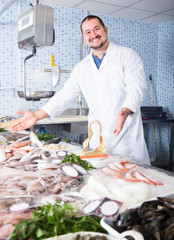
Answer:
[62, 137, 71, 143]
[0, 128, 8, 132]
[35, 132, 56, 142]
[35, 133, 71, 143]
[10, 202, 106, 240]
[61, 153, 93, 170]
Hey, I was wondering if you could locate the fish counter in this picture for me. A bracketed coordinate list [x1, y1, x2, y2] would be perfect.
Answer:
[0, 131, 174, 239]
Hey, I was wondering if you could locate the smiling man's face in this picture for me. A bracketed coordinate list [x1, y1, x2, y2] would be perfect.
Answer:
[82, 18, 108, 51]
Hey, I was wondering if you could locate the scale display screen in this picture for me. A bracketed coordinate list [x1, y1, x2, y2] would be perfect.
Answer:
[18, 11, 34, 32]
[22, 16, 29, 26]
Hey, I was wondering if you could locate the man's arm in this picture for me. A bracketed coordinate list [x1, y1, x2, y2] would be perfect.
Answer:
[113, 49, 146, 136]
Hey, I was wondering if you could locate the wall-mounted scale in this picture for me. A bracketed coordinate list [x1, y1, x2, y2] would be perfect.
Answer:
[17, 1, 56, 100]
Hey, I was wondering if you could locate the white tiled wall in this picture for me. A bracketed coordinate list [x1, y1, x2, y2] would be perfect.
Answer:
[0, 0, 174, 165]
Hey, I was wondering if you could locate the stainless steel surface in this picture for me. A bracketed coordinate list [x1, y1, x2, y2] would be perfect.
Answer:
[29, 108, 89, 116]
[44, 54, 69, 88]
[60, 69, 70, 74]
[17, 90, 55, 101]
[70, 122, 88, 135]
[18, 46, 55, 101]
[34, 0, 39, 5]
[52, 65, 59, 87]
[18, 4, 54, 50]
[22, 47, 36, 100]
[61, 108, 89, 116]
[76, 108, 89, 116]
[44, 68, 69, 73]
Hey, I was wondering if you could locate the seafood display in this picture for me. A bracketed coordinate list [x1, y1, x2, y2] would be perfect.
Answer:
[10, 202, 107, 240]
[80, 158, 174, 210]
[80, 173, 152, 209]
[0, 130, 174, 239]
[110, 196, 174, 240]
[0, 132, 89, 239]
[0, 211, 33, 238]
[102, 160, 163, 185]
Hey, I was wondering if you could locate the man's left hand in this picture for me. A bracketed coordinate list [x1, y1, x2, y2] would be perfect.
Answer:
[113, 108, 133, 136]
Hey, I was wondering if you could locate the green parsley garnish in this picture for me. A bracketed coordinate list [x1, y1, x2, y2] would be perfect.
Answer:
[35, 132, 56, 142]
[0, 128, 8, 132]
[10, 202, 106, 240]
[61, 153, 93, 170]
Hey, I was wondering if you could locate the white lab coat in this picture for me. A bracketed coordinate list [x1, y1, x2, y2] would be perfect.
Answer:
[42, 42, 150, 165]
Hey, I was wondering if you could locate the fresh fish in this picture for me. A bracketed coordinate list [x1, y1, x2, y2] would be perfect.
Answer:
[16, 135, 29, 142]
[0, 149, 6, 161]
[6, 155, 22, 162]
[30, 132, 43, 148]
[0, 195, 35, 199]
[113, 162, 125, 170]
[125, 171, 140, 182]
[135, 170, 163, 185]
[51, 182, 63, 194]
[8, 141, 31, 149]
[102, 167, 123, 179]
[19, 148, 41, 162]
[0, 223, 15, 239]
[37, 162, 58, 170]
[11, 148, 28, 156]
[103, 162, 163, 186]
[27, 179, 45, 193]
[5, 152, 13, 160]
[45, 137, 62, 145]
[0, 211, 32, 225]
[124, 163, 136, 170]
[41, 151, 51, 160]
[109, 163, 121, 173]
[6, 159, 36, 168]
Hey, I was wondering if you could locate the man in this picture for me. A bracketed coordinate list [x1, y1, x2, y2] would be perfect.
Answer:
[12, 15, 150, 165]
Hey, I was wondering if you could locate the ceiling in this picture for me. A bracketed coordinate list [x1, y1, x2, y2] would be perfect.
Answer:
[41, 0, 174, 24]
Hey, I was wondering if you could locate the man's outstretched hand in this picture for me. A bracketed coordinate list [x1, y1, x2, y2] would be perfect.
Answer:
[11, 110, 48, 132]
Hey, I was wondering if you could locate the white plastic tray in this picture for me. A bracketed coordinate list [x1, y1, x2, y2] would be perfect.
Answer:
[100, 218, 144, 240]
[45, 231, 116, 240]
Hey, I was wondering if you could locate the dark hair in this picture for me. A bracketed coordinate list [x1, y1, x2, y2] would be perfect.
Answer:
[80, 15, 105, 33]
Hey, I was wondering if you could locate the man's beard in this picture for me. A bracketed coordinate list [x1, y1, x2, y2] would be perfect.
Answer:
[90, 39, 108, 50]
